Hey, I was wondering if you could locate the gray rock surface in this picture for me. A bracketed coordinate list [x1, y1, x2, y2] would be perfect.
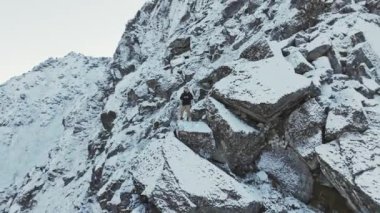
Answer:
[240, 39, 274, 62]
[199, 66, 233, 89]
[257, 147, 314, 203]
[206, 98, 265, 176]
[169, 37, 191, 56]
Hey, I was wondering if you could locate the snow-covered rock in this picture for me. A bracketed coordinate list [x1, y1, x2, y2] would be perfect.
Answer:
[347, 42, 380, 80]
[102, 134, 262, 212]
[286, 51, 315, 74]
[240, 39, 274, 62]
[169, 37, 191, 56]
[316, 129, 380, 212]
[176, 121, 216, 158]
[199, 66, 233, 90]
[285, 99, 326, 170]
[212, 57, 314, 123]
[206, 98, 265, 176]
[0, 53, 111, 188]
[325, 88, 369, 141]
[306, 35, 332, 61]
[257, 148, 314, 203]
[316, 95, 380, 212]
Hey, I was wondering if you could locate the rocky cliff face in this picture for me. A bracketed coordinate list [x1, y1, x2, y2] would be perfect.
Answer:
[1, 0, 380, 212]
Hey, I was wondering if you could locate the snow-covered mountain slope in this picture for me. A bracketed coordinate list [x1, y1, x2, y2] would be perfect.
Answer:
[0, 53, 112, 212]
[1, 0, 380, 212]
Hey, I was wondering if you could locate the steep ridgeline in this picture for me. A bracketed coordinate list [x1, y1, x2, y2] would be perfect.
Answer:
[1, 0, 380, 212]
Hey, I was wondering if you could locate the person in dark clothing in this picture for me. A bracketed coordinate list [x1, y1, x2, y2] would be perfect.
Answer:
[180, 86, 193, 121]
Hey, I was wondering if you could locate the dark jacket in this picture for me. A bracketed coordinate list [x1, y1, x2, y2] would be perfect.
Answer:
[180, 91, 193, 105]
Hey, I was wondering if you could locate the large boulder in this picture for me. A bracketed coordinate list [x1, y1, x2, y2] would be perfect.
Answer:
[325, 89, 369, 141]
[346, 42, 380, 80]
[191, 99, 208, 121]
[285, 99, 326, 170]
[350, 31, 366, 47]
[127, 134, 262, 212]
[327, 49, 343, 74]
[169, 37, 191, 56]
[325, 106, 368, 142]
[316, 128, 380, 212]
[306, 35, 332, 61]
[257, 147, 314, 203]
[206, 98, 265, 176]
[286, 51, 314, 74]
[100, 111, 117, 131]
[212, 58, 313, 123]
[303, 57, 334, 87]
[176, 121, 216, 158]
[240, 39, 274, 62]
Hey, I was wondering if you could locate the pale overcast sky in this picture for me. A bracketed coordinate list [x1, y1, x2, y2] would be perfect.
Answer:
[0, 0, 145, 83]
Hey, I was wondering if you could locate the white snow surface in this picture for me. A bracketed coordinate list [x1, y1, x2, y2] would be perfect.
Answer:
[177, 120, 212, 133]
[213, 57, 312, 105]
